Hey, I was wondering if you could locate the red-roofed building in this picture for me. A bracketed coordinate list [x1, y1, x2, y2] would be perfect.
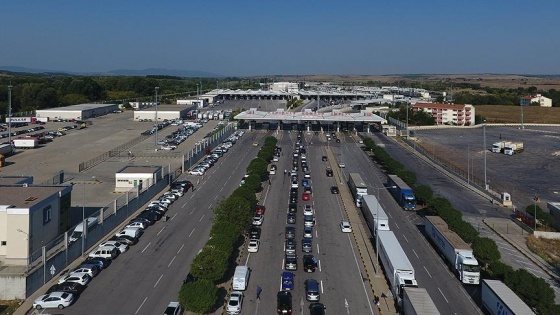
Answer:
[520, 94, 552, 107]
[412, 103, 475, 126]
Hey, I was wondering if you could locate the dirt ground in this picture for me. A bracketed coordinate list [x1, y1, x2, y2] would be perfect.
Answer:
[527, 235, 560, 270]
[476, 105, 560, 124]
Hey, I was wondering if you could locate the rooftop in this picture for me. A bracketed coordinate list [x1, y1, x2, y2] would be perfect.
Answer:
[0, 185, 70, 208]
[117, 165, 161, 174]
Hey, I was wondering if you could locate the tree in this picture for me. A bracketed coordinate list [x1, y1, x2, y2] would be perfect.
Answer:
[190, 246, 229, 281]
[473, 237, 501, 264]
[179, 279, 218, 314]
[414, 185, 433, 206]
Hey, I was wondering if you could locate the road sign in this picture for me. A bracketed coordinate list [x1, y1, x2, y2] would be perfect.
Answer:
[50, 265, 56, 276]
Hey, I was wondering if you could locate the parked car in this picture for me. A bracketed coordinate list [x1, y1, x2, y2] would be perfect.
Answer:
[281, 271, 295, 291]
[303, 254, 318, 272]
[252, 214, 264, 226]
[285, 226, 295, 239]
[331, 186, 339, 194]
[73, 264, 100, 278]
[302, 239, 313, 253]
[46, 282, 85, 296]
[98, 240, 129, 254]
[163, 301, 183, 315]
[33, 292, 74, 310]
[57, 272, 91, 286]
[125, 221, 148, 230]
[248, 239, 260, 253]
[226, 291, 244, 315]
[286, 213, 296, 224]
[249, 226, 261, 240]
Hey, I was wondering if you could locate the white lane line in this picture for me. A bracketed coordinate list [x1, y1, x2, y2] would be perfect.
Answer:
[154, 274, 163, 287]
[220, 187, 224, 192]
[315, 230, 318, 238]
[157, 226, 165, 235]
[177, 244, 185, 254]
[208, 204, 212, 209]
[318, 260, 322, 272]
[190, 209, 195, 215]
[189, 228, 195, 237]
[316, 243, 320, 254]
[281, 258, 285, 270]
[141, 242, 151, 253]
[135, 297, 148, 314]
[171, 213, 177, 220]
[412, 249, 419, 259]
[394, 222, 400, 229]
[214, 195, 218, 200]
[423, 266, 433, 278]
[182, 201, 189, 208]
[320, 280, 324, 294]
[402, 235, 409, 243]
[438, 287, 449, 303]
[168, 256, 176, 267]
[245, 254, 250, 266]
[199, 214, 205, 222]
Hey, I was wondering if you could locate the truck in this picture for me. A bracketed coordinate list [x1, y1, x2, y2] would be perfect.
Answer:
[69, 217, 99, 243]
[424, 216, 480, 284]
[12, 138, 38, 149]
[387, 174, 416, 211]
[378, 230, 418, 309]
[348, 173, 368, 207]
[0, 144, 15, 156]
[361, 195, 389, 236]
[481, 279, 535, 315]
[402, 287, 441, 315]
[504, 141, 524, 155]
[491, 140, 511, 153]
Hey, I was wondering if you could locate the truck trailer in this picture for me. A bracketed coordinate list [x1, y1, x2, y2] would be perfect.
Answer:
[504, 141, 524, 155]
[12, 138, 38, 149]
[402, 287, 441, 315]
[424, 216, 480, 284]
[348, 173, 368, 207]
[491, 140, 511, 153]
[387, 174, 416, 211]
[361, 195, 389, 236]
[378, 230, 418, 309]
[481, 279, 535, 315]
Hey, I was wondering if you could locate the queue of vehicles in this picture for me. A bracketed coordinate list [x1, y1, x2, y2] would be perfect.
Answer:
[190, 130, 244, 176]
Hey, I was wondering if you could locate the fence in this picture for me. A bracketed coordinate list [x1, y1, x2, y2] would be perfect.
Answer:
[24, 123, 237, 297]
[78, 135, 150, 172]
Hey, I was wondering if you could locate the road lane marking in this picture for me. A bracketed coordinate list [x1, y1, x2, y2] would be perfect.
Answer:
[168, 256, 176, 267]
[171, 213, 177, 220]
[438, 287, 449, 303]
[208, 204, 212, 209]
[245, 255, 250, 266]
[189, 228, 195, 237]
[423, 266, 432, 278]
[402, 235, 409, 243]
[412, 249, 419, 259]
[190, 209, 195, 215]
[199, 214, 205, 221]
[316, 243, 320, 254]
[177, 244, 185, 254]
[157, 226, 165, 235]
[154, 274, 163, 287]
[318, 260, 322, 272]
[135, 297, 148, 314]
[141, 242, 151, 253]
[394, 222, 400, 229]
[320, 280, 324, 294]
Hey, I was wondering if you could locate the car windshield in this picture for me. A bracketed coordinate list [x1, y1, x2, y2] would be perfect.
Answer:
[229, 299, 239, 306]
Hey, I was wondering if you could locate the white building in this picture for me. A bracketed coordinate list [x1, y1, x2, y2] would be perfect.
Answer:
[115, 166, 162, 192]
[520, 94, 552, 107]
[412, 103, 475, 126]
[129, 101, 157, 109]
[36, 103, 119, 121]
[133, 105, 190, 121]
[270, 82, 299, 93]
[176, 99, 209, 108]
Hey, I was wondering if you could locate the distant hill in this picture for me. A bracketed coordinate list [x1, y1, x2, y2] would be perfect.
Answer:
[0, 66, 222, 78]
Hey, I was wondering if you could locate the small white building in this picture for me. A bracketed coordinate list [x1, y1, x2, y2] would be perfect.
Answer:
[520, 94, 552, 107]
[133, 105, 189, 121]
[115, 166, 162, 192]
[177, 99, 209, 108]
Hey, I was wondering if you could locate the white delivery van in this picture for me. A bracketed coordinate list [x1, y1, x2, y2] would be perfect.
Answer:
[89, 246, 119, 260]
[115, 227, 143, 239]
[69, 217, 99, 243]
[232, 266, 250, 291]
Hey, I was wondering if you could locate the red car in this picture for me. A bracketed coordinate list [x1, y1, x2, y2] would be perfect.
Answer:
[255, 205, 266, 215]
[302, 192, 311, 201]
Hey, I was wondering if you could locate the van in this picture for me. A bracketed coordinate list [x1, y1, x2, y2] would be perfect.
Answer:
[69, 217, 98, 243]
[305, 279, 320, 301]
[89, 246, 119, 260]
[115, 227, 143, 240]
[232, 266, 250, 291]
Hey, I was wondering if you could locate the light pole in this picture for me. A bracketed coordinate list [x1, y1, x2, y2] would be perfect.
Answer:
[81, 176, 95, 256]
[154, 87, 159, 151]
[8, 84, 13, 147]
[521, 104, 524, 130]
[374, 185, 396, 273]
[483, 119, 488, 191]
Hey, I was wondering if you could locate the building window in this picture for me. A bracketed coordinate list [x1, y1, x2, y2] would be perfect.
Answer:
[43, 206, 52, 224]
[1, 241, 6, 246]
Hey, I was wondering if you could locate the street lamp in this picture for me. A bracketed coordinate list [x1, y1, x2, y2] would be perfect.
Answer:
[7, 84, 13, 147]
[483, 119, 488, 191]
[154, 87, 159, 151]
[17, 229, 29, 240]
[374, 185, 396, 273]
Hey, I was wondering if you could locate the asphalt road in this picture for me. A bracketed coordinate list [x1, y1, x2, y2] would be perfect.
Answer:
[331, 132, 483, 315]
[51, 131, 266, 314]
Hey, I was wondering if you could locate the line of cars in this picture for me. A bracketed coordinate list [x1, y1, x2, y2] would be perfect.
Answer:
[33, 180, 193, 310]
[278, 136, 326, 315]
[158, 124, 202, 150]
[189, 130, 244, 176]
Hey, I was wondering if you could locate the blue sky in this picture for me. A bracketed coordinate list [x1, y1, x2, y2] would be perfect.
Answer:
[2, 0, 559, 76]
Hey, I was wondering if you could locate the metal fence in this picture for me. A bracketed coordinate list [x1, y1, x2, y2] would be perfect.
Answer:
[78, 135, 150, 172]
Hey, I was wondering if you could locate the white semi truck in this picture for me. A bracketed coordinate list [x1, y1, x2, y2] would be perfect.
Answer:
[361, 195, 389, 236]
[13, 138, 38, 149]
[402, 287, 441, 315]
[424, 216, 480, 284]
[504, 141, 524, 155]
[492, 140, 511, 153]
[481, 279, 535, 315]
[378, 230, 418, 309]
[348, 173, 368, 207]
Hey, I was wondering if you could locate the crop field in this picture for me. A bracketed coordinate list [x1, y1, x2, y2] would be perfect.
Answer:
[476, 105, 560, 124]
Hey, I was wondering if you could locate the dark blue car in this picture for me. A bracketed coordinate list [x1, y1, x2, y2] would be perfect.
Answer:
[281, 271, 294, 291]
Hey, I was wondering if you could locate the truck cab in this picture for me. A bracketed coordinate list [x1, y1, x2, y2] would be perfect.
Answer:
[457, 253, 480, 284]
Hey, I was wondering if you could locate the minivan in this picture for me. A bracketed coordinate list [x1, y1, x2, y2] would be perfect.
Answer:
[232, 266, 250, 291]
[305, 279, 320, 301]
[88, 246, 119, 260]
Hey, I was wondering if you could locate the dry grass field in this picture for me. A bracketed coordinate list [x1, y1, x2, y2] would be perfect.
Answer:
[476, 105, 560, 124]
[527, 235, 560, 270]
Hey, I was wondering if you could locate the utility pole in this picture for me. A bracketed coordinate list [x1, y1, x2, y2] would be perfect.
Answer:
[8, 83, 13, 146]
[154, 87, 159, 151]
[483, 119, 488, 190]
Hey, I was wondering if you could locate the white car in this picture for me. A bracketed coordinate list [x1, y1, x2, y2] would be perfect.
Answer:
[303, 205, 314, 216]
[291, 181, 299, 188]
[163, 192, 178, 201]
[126, 221, 147, 230]
[73, 264, 100, 278]
[340, 220, 352, 233]
[148, 201, 168, 209]
[189, 168, 205, 176]
[33, 292, 74, 310]
[248, 239, 260, 253]
[99, 240, 129, 254]
[252, 215, 264, 226]
[273, 156, 279, 162]
[338, 162, 346, 168]
[57, 272, 91, 286]
[304, 172, 311, 179]
[227, 291, 244, 315]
